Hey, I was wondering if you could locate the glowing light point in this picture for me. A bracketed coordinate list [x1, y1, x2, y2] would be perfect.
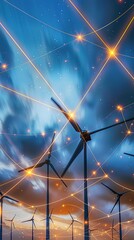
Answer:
[92, 171, 96, 175]
[68, 111, 75, 119]
[127, 130, 132, 135]
[108, 48, 116, 58]
[105, 174, 108, 178]
[75, 34, 84, 42]
[91, 205, 95, 209]
[116, 105, 123, 111]
[71, 193, 74, 197]
[1, 63, 8, 70]
[41, 131, 45, 137]
[27, 170, 32, 175]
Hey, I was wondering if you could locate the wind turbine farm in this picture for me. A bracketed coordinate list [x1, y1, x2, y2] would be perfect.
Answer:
[0, 0, 134, 239]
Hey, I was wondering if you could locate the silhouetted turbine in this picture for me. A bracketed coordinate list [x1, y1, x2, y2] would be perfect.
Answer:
[124, 152, 134, 157]
[5, 215, 16, 240]
[67, 212, 81, 240]
[101, 183, 129, 240]
[41, 209, 54, 224]
[22, 209, 37, 240]
[51, 97, 134, 240]
[19, 133, 67, 240]
[0, 191, 18, 240]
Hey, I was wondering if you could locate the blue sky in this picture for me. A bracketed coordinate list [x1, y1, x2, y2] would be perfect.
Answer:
[0, 0, 134, 239]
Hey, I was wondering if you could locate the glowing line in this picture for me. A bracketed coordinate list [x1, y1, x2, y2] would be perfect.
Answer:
[0, 176, 22, 187]
[3, 174, 27, 196]
[109, 177, 134, 192]
[114, 17, 134, 49]
[4, 0, 134, 40]
[75, 56, 110, 111]
[0, 83, 61, 112]
[0, 22, 69, 111]
[115, 56, 134, 79]
[121, 111, 129, 130]
[31, 172, 103, 181]
[3, 0, 75, 37]
[0, 41, 73, 75]
[68, 0, 110, 49]
[85, 4, 134, 36]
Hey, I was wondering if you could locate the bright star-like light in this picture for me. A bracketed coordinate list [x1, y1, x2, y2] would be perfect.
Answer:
[27, 170, 32, 175]
[116, 105, 123, 111]
[75, 34, 84, 42]
[127, 130, 132, 135]
[108, 48, 117, 58]
[1, 63, 8, 70]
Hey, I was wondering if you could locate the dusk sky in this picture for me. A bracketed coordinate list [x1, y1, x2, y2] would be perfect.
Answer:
[0, 0, 134, 239]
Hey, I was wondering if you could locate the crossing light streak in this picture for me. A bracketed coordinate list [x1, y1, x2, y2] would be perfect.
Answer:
[0, 22, 69, 111]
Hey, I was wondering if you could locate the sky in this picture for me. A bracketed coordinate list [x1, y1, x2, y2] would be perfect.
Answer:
[0, 0, 134, 239]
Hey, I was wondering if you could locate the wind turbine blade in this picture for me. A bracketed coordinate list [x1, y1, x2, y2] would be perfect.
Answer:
[68, 211, 73, 220]
[90, 117, 134, 135]
[67, 222, 73, 230]
[50, 209, 53, 217]
[49, 217, 54, 224]
[41, 218, 46, 221]
[4, 196, 19, 203]
[50, 163, 67, 188]
[61, 139, 83, 177]
[22, 219, 32, 223]
[48, 133, 56, 159]
[90, 229, 97, 232]
[101, 183, 118, 195]
[110, 197, 120, 213]
[13, 222, 16, 229]
[12, 214, 16, 221]
[18, 161, 47, 172]
[51, 97, 82, 132]
[33, 208, 37, 217]
[124, 152, 134, 157]
[33, 220, 36, 228]
[74, 220, 82, 224]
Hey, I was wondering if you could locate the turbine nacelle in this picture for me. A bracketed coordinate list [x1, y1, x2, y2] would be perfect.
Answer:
[80, 130, 91, 142]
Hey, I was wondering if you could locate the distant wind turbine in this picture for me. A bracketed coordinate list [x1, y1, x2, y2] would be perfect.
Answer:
[5, 215, 16, 240]
[22, 208, 37, 240]
[51, 97, 134, 240]
[41, 209, 54, 224]
[124, 152, 134, 157]
[101, 182, 129, 240]
[0, 191, 18, 240]
[67, 212, 81, 240]
[19, 133, 67, 240]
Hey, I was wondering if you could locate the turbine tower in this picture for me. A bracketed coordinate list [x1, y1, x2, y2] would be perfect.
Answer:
[51, 97, 134, 240]
[19, 133, 67, 240]
[5, 215, 16, 240]
[0, 191, 18, 240]
[101, 182, 129, 240]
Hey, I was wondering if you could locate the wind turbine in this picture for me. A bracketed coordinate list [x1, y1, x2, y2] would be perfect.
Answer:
[19, 133, 67, 240]
[41, 209, 54, 224]
[124, 153, 134, 157]
[0, 191, 18, 240]
[5, 215, 16, 240]
[22, 209, 36, 240]
[51, 97, 134, 240]
[101, 182, 129, 240]
[67, 212, 81, 240]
